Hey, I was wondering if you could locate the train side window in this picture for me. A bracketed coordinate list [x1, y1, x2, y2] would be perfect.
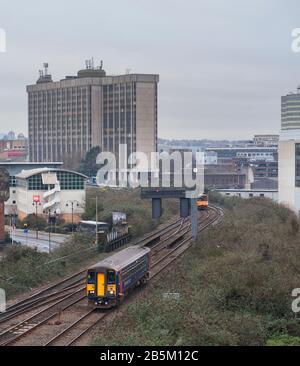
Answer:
[87, 272, 95, 284]
[107, 270, 116, 284]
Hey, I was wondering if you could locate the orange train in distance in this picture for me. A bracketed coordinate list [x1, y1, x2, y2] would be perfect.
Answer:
[196, 194, 208, 210]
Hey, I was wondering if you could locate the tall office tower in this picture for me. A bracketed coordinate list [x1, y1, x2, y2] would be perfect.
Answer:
[279, 86, 300, 215]
[27, 61, 159, 165]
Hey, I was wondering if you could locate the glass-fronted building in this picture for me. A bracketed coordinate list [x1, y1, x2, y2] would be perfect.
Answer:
[15, 168, 87, 222]
[0, 162, 63, 216]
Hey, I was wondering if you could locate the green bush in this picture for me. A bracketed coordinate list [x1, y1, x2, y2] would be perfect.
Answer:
[0, 232, 96, 298]
[83, 187, 179, 238]
[21, 214, 47, 230]
[91, 197, 300, 346]
[266, 335, 300, 346]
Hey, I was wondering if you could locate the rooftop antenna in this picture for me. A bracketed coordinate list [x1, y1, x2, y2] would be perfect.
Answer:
[85, 59, 91, 69]
[126, 68, 131, 74]
[100, 60, 103, 69]
[85, 58, 94, 69]
[39, 70, 44, 77]
[43, 62, 49, 76]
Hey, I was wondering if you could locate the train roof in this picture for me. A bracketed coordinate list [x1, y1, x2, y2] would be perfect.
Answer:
[80, 220, 109, 226]
[88, 246, 151, 272]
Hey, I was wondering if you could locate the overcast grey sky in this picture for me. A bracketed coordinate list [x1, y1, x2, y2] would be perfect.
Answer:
[0, 0, 299, 139]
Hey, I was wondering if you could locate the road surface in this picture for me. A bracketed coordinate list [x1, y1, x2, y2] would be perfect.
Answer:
[6, 227, 70, 253]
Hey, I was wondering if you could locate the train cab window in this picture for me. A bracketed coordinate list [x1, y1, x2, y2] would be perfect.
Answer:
[107, 270, 116, 284]
[87, 272, 96, 284]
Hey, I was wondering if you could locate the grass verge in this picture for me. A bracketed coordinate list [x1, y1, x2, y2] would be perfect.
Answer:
[91, 196, 300, 346]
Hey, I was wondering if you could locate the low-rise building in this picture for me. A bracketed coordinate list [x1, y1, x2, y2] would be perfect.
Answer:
[14, 168, 87, 222]
[253, 134, 279, 147]
[206, 146, 277, 162]
[252, 160, 278, 178]
[1, 162, 63, 216]
[251, 177, 278, 190]
[216, 188, 278, 201]
[204, 151, 217, 165]
[204, 163, 254, 190]
[0, 136, 28, 161]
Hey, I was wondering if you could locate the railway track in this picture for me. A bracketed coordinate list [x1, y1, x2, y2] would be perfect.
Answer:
[0, 216, 185, 326]
[0, 289, 86, 346]
[40, 206, 223, 347]
[0, 278, 86, 326]
[3, 270, 87, 323]
[0, 206, 223, 346]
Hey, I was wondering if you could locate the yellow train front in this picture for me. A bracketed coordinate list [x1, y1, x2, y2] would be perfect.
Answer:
[197, 194, 208, 210]
[86, 246, 151, 308]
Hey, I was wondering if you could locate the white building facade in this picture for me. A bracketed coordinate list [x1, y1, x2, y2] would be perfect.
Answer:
[15, 168, 87, 222]
[278, 88, 300, 215]
[278, 131, 300, 215]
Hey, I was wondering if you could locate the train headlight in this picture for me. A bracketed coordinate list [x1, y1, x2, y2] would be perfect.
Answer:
[109, 289, 114, 295]
[89, 290, 95, 294]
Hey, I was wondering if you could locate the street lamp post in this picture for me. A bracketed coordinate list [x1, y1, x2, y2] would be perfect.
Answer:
[66, 200, 80, 233]
[47, 210, 57, 253]
[32, 200, 41, 239]
[90, 197, 99, 246]
[48, 210, 52, 253]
